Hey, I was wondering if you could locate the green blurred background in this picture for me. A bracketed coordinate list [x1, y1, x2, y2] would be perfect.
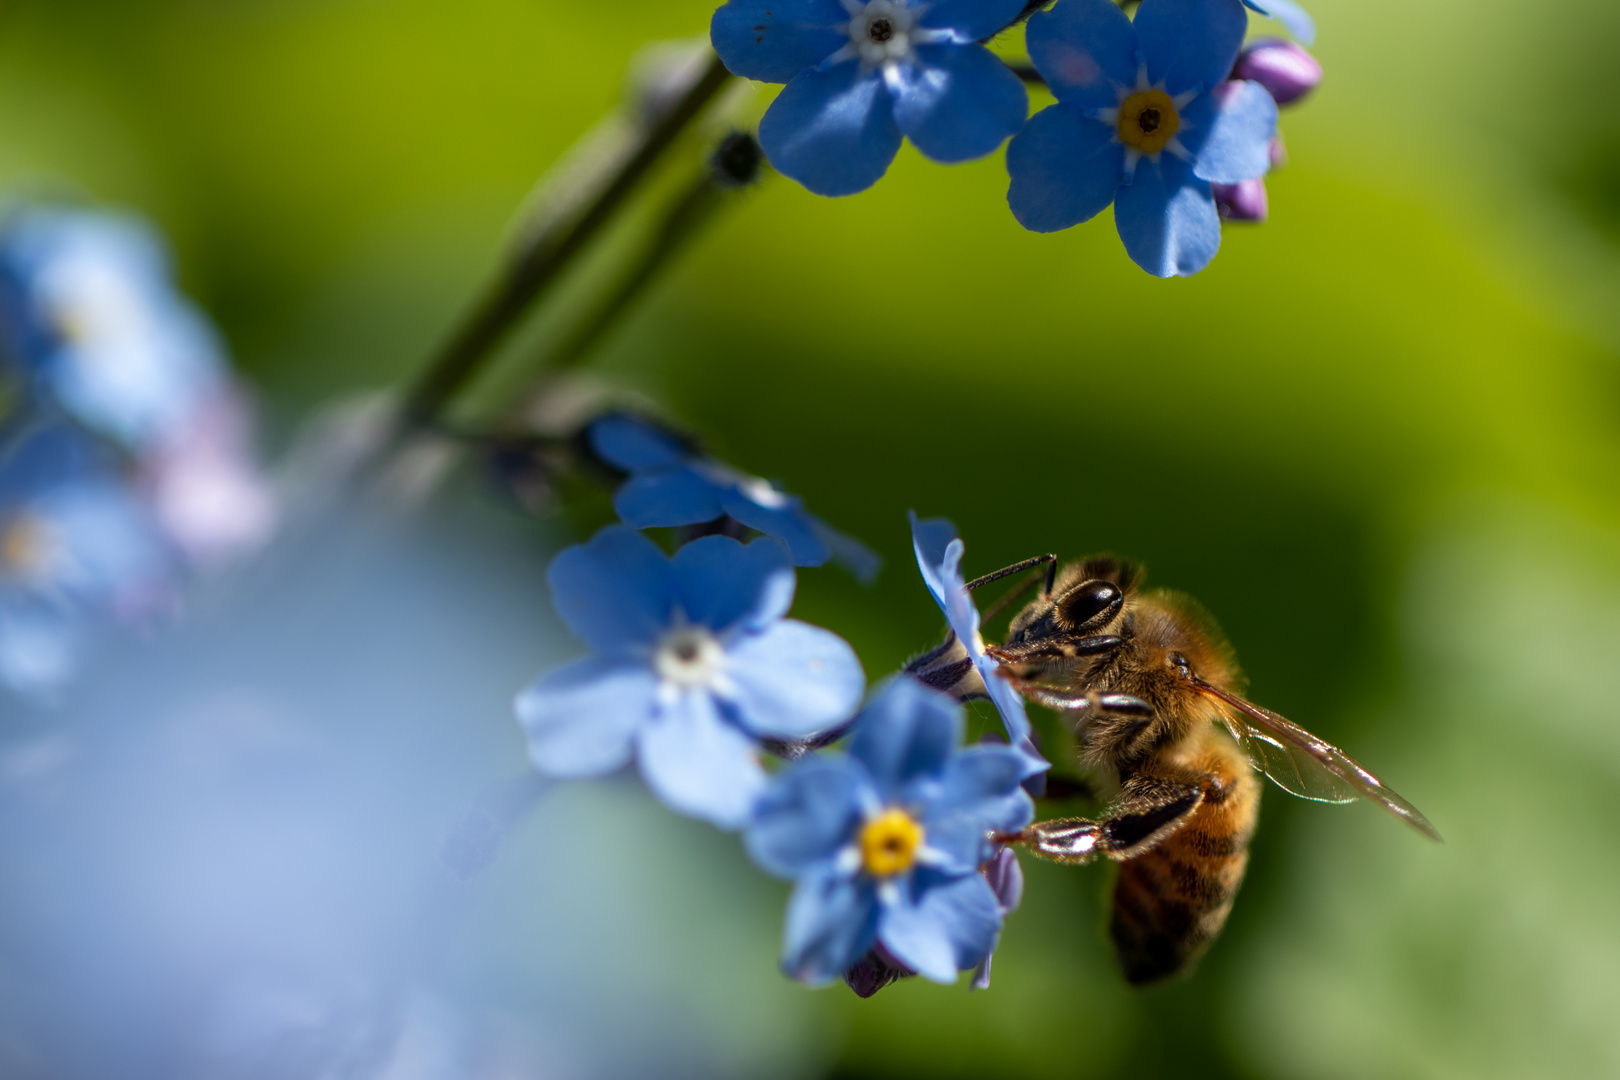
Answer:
[5, 0, 1620, 1076]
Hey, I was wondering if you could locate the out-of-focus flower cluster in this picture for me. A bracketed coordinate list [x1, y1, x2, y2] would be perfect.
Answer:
[515, 414, 1042, 992]
[0, 205, 277, 701]
[710, 0, 1322, 276]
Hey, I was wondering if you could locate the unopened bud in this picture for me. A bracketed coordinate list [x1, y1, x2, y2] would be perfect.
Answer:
[1232, 38, 1322, 106]
[711, 132, 764, 188]
[1269, 135, 1288, 172]
[844, 944, 913, 998]
[1213, 179, 1268, 223]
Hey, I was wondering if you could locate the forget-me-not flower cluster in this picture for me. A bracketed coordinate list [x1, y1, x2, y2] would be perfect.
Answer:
[709, 0, 1320, 275]
[0, 205, 278, 701]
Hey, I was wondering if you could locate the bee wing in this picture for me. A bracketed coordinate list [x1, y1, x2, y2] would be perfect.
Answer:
[1192, 677, 1442, 842]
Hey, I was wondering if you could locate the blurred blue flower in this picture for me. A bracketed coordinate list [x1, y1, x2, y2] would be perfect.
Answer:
[1005, 0, 1278, 276]
[515, 524, 865, 829]
[710, 0, 1030, 196]
[746, 676, 1033, 986]
[909, 512, 1049, 781]
[588, 413, 880, 581]
[0, 207, 226, 450]
[0, 424, 174, 698]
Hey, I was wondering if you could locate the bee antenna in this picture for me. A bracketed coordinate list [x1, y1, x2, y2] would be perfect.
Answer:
[970, 554, 1058, 624]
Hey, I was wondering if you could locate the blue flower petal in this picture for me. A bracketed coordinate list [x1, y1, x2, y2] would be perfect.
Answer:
[782, 864, 881, 985]
[919, 745, 1037, 869]
[1244, 0, 1316, 46]
[889, 45, 1028, 164]
[917, 0, 1031, 41]
[1134, 0, 1248, 96]
[0, 603, 84, 701]
[879, 870, 1001, 983]
[711, 0, 851, 83]
[908, 514, 1048, 776]
[718, 489, 831, 566]
[612, 467, 727, 529]
[587, 414, 688, 471]
[637, 692, 765, 830]
[1025, 0, 1137, 111]
[547, 525, 675, 653]
[672, 534, 795, 635]
[724, 619, 865, 737]
[1114, 151, 1220, 277]
[1006, 103, 1123, 232]
[907, 512, 960, 611]
[976, 656, 1047, 776]
[848, 677, 962, 803]
[760, 63, 903, 197]
[1187, 81, 1278, 184]
[516, 656, 657, 777]
[746, 755, 870, 878]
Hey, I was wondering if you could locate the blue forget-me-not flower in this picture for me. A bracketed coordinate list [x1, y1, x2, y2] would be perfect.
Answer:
[0, 424, 174, 698]
[516, 524, 865, 829]
[1005, 0, 1278, 276]
[909, 512, 1049, 782]
[745, 676, 1033, 985]
[0, 208, 225, 451]
[710, 0, 1031, 196]
[588, 413, 879, 581]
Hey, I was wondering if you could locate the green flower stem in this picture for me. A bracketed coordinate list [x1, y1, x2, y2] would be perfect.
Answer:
[393, 50, 733, 433]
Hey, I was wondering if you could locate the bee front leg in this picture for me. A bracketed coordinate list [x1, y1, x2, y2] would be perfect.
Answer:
[999, 775, 1204, 865]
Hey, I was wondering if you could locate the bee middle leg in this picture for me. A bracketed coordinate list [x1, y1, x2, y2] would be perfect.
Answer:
[998, 774, 1204, 866]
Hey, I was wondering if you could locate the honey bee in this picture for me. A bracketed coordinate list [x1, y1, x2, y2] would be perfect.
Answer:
[969, 555, 1440, 985]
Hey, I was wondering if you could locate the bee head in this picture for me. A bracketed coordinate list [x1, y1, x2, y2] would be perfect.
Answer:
[1003, 556, 1140, 647]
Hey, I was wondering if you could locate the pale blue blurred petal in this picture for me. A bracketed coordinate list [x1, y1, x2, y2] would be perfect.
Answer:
[637, 692, 765, 829]
[781, 865, 880, 985]
[848, 678, 962, 802]
[515, 656, 657, 777]
[746, 756, 869, 877]
[920, 745, 1036, 869]
[724, 619, 865, 737]
[879, 870, 1001, 983]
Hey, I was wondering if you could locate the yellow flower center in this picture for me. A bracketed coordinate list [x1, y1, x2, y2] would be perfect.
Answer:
[1116, 90, 1179, 155]
[859, 808, 924, 877]
[0, 514, 54, 580]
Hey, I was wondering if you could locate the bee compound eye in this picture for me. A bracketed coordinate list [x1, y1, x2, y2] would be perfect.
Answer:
[1059, 580, 1122, 629]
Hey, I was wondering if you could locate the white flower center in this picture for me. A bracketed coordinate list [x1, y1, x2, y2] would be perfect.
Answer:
[653, 626, 726, 690]
[848, 0, 918, 65]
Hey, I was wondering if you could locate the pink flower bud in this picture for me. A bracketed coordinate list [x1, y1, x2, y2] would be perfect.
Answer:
[1213, 179, 1269, 223]
[1232, 38, 1322, 106]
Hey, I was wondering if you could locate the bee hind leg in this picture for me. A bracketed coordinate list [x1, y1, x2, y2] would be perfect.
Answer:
[998, 775, 1204, 866]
